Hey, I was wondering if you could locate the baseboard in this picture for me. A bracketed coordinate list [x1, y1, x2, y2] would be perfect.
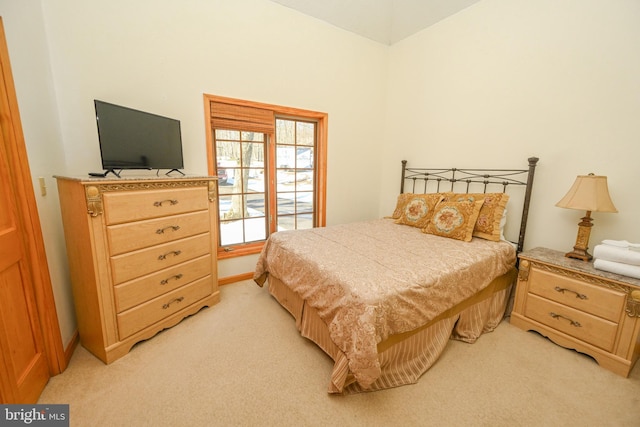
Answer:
[63, 330, 80, 369]
[218, 272, 254, 286]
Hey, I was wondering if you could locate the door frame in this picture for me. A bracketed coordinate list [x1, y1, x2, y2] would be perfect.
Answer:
[0, 17, 66, 375]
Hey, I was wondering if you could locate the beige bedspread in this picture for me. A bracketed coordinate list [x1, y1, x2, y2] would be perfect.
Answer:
[254, 218, 515, 389]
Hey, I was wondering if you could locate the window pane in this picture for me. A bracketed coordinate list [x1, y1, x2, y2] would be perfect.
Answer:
[245, 218, 267, 242]
[296, 192, 313, 213]
[246, 169, 264, 192]
[242, 131, 264, 142]
[219, 194, 243, 220]
[245, 194, 265, 217]
[276, 146, 295, 169]
[276, 170, 295, 192]
[241, 142, 264, 167]
[296, 122, 315, 146]
[220, 220, 243, 246]
[276, 119, 294, 144]
[218, 168, 241, 193]
[277, 215, 295, 231]
[297, 214, 314, 230]
[277, 193, 295, 214]
[296, 147, 313, 169]
[296, 171, 313, 191]
[216, 140, 237, 155]
[215, 129, 240, 140]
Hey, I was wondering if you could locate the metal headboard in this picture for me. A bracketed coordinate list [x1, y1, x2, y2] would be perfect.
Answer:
[400, 157, 539, 254]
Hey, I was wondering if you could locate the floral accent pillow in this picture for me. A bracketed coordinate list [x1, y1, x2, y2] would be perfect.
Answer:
[387, 193, 415, 219]
[442, 192, 509, 242]
[394, 193, 444, 228]
[423, 199, 484, 242]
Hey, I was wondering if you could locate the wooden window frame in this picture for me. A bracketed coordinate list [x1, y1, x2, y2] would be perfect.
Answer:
[204, 94, 327, 259]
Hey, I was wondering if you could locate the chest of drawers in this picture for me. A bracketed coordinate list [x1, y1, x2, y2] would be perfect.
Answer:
[56, 176, 220, 363]
[511, 247, 640, 377]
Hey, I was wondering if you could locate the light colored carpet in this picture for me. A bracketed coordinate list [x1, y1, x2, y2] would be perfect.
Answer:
[39, 280, 640, 426]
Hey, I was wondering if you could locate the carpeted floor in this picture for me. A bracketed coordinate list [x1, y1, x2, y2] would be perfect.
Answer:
[39, 280, 640, 426]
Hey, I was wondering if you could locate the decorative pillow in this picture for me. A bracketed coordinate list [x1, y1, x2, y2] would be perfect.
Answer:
[394, 193, 444, 228]
[442, 192, 509, 242]
[423, 199, 484, 242]
[387, 193, 415, 219]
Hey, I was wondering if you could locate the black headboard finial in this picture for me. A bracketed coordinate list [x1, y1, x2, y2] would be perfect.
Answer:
[400, 160, 408, 193]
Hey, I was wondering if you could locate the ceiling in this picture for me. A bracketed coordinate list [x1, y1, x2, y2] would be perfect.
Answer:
[268, 0, 482, 45]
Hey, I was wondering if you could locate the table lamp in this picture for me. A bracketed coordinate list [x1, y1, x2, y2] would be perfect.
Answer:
[555, 174, 617, 261]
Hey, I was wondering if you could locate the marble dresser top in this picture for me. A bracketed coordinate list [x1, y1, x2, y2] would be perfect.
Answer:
[520, 247, 640, 288]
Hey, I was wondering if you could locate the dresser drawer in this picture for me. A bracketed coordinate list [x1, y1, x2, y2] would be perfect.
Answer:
[524, 294, 618, 351]
[117, 276, 213, 340]
[107, 210, 210, 255]
[110, 233, 211, 284]
[113, 255, 212, 312]
[528, 268, 626, 322]
[103, 186, 209, 225]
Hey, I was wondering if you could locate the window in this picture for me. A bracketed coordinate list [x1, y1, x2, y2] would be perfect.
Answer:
[204, 95, 327, 259]
[215, 130, 267, 246]
[275, 118, 316, 231]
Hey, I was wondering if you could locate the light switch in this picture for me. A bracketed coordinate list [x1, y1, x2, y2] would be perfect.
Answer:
[38, 176, 47, 196]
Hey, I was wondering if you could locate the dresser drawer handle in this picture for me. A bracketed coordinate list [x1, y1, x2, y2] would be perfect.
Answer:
[162, 296, 184, 309]
[156, 225, 181, 234]
[554, 286, 588, 300]
[158, 250, 182, 260]
[550, 312, 582, 328]
[154, 199, 178, 207]
[160, 274, 183, 285]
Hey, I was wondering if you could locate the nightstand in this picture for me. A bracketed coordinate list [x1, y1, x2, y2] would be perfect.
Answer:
[511, 247, 640, 377]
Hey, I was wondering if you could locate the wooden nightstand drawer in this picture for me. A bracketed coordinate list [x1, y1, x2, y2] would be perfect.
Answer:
[117, 276, 213, 340]
[524, 294, 618, 351]
[528, 268, 626, 322]
[103, 186, 209, 225]
[107, 210, 210, 255]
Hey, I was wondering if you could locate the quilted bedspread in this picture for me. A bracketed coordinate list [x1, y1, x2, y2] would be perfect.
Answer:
[254, 218, 515, 389]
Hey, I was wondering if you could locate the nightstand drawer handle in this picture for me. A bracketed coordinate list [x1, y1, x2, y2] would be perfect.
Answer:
[554, 286, 588, 300]
[550, 312, 582, 328]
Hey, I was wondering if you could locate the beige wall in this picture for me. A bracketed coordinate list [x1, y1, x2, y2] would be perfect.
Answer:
[382, 0, 640, 252]
[1, 0, 639, 348]
[0, 0, 388, 345]
[0, 1, 76, 346]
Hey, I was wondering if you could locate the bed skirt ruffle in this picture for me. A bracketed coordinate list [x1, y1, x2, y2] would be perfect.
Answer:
[262, 268, 516, 394]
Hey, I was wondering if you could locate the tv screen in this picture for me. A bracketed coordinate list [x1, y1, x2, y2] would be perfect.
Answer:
[94, 100, 184, 172]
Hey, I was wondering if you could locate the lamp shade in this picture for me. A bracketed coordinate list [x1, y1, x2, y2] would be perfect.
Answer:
[555, 174, 618, 213]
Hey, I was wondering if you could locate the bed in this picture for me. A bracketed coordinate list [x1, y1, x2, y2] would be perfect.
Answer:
[254, 157, 539, 394]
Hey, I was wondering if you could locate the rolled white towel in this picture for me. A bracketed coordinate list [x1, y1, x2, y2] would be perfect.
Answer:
[593, 244, 640, 266]
[602, 239, 640, 252]
[594, 259, 640, 280]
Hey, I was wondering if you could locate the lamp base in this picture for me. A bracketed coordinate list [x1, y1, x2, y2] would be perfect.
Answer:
[565, 248, 592, 262]
[565, 211, 593, 262]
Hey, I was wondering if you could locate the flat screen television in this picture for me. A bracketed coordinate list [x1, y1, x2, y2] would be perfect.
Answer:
[94, 100, 184, 175]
